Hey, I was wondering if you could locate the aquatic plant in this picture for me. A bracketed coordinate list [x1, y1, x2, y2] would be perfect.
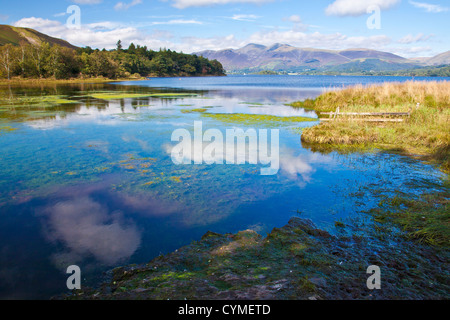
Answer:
[0, 125, 17, 134]
[181, 108, 208, 113]
[202, 113, 316, 127]
[371, 180, 450, 246]
[89, 92, 198, 100]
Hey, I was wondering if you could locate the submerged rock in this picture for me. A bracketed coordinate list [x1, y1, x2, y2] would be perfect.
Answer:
[60, 217, 449, 300]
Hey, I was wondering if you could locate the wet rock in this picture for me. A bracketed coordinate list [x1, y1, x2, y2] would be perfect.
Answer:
[309, 277, 327, 288]
[201, 231, 226, 241]
[61, 217, 450, 300]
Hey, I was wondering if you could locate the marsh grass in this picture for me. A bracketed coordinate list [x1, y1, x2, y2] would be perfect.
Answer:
[290, 81, 450, 112]
[296, 81, 450, 172]
[295, 81, 450, 246]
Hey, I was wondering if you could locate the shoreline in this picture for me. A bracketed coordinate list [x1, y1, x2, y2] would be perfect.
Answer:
[0, 77, 147, 86]
[60, 216, 449, 300]
[292, 81, 449, 173]
[1, 77, 447, 300]
[0, 74, 227, 86]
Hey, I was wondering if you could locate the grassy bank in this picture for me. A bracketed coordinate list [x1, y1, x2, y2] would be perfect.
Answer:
[291, 81, 450, 247]
[291, 81, 450, 172]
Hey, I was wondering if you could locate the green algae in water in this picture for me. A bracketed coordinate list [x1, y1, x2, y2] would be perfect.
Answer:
[181, 108, 208, 114]
[89, 92, 198, 100]
[0, 126, 18, 134]
[202, 113, 317, 127]
[0, 95, 78, 106]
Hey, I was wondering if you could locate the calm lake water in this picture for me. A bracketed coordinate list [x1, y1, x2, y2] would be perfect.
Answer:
[0, 75, 448, 299]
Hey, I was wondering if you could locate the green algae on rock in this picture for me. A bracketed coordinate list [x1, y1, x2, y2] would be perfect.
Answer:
[60, 217, 449, 300]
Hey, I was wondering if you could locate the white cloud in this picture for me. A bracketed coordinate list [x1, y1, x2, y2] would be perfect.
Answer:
[391, 46, 433, 56]
[14, 17, 172, 50]
[13, 14, 434, 58]
[409, 1, 449, 12]
[114, 0, 143, 11]
[231, 14, 261, 21]
[150, 19, 203, 25]
[398, 33, 433, 44]
[325, 0, 401, 17]
[286, 15, 302, 23]
[180, 34, 246, 52]
[283, 15, 309, 31]
[247, 30, 392, 51]
[168, 0, 273, 9]
[71, 0, 103, 4]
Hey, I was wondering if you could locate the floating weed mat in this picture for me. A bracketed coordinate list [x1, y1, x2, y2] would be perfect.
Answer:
[181, 108, 209, 114]
[88, 92, 198, 100]
[0, 94, 79, 122]
[0, 126, 18, 135]
[0, 103, 79, 122]
[0, 95, 79, 107]
[202, 113, 318, 127]
[369, 185, 450, 246]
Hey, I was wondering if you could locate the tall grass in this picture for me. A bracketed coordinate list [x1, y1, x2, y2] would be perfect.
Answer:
[297, 81, 450, 172]
[291, 80, 450, 112]
[296, 81, 450, 246]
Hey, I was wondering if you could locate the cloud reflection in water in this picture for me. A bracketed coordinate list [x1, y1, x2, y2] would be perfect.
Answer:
[42, 197, 141, 266]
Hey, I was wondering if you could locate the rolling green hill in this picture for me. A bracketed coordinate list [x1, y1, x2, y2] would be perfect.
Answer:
[0, 25, 77, 49]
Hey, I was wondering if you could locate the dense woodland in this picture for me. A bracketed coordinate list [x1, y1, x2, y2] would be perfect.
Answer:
[0, 40, 226, 80]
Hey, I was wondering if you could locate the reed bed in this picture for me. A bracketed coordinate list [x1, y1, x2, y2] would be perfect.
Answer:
[295, 81, 450, 172]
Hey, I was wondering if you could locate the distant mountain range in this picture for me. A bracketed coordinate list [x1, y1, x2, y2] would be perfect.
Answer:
[1, 25, 448, 76]
[195, 43, 450, 74]
[0, 25, 77, 50]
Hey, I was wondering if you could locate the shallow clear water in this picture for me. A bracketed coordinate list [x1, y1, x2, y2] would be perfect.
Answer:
[0, 75, 448, 299]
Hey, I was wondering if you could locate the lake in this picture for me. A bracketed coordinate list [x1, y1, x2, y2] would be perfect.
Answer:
[0, 75, 448, 299]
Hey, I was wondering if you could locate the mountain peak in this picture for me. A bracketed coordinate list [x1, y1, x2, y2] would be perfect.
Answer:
[242, 43, 267, 49]
[267, 43, 292, 51]
[194, 43, 437, 73]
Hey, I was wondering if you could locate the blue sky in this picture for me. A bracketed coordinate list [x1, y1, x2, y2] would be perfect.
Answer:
[1, 0, 449, 57]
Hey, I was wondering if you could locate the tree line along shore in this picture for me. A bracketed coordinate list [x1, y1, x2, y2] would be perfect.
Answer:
[0, 40, 226, 81]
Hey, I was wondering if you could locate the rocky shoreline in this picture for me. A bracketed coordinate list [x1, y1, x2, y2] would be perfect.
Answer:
[60, 217, 449, 300]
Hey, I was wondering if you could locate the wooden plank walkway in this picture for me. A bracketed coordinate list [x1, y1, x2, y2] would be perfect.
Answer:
[320, 118, 405, 122]
[319, 105, 415, 122]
